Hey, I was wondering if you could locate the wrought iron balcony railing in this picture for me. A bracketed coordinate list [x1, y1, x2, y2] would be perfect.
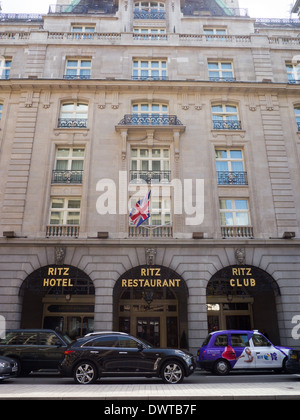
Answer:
[46, 225, 80, 238]
[118, 114, 183, 126]
[63, 75, 91, 80]
[52, 170, 83, 184]
[134, 9, 166, 20]
[58, 118, 87, 128]
[130, 170, 171, 184]
[288, 79, 300, 84]
[221, 225, 253, 239]
[217, 171, 248, 185]
[132, 76, 168, 81]
[213, 120, 242, 130]
[209, 77, 236, 82]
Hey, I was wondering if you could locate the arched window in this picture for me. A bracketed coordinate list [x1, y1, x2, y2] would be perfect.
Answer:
[58, 101, 88, 128]
[211, 103, 241, 130]
[131, 102, 169, 125]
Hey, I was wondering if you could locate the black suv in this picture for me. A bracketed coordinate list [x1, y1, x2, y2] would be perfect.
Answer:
[59, 332, 196, 384]
[0, 329, 72, 375]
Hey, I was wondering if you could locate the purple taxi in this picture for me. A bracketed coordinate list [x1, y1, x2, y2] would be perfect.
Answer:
[197, 330, 291, 375]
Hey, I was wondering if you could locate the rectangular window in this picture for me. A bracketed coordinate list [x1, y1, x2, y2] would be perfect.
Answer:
[208, 61, 234, 81]
[215, 149, 247, 185]
[286, 63, 300, 84]
[65, 59, 91, 79]
[52, 147, 84, 184]
[133, 59, 167, 80]
[130, 148, 170, 183]
[0, 59, 11, 79]
[49, 198, 81, 226]
[219, 199, 250, 226]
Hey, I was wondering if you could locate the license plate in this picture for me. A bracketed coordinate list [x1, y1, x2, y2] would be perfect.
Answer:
[291, 354, 298, 360]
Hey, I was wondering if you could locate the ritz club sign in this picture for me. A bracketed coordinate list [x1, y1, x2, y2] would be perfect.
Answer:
[229, 267, 256, 288]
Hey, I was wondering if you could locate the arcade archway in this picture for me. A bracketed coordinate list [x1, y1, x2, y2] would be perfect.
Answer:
[206, 265, 281, 343]
[19, 265, 95, 339]
[113, 265, 189, 349]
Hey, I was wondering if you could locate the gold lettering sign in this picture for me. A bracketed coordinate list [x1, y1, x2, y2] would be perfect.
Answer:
[43, 267, 74, 287]
[122, 267, 181, 288]
[230, 267, 256, 288]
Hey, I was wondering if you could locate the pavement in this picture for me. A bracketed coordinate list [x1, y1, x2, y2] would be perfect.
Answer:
[1, 372, 300, 400]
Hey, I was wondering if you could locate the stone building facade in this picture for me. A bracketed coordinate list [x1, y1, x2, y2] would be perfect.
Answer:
[0, 0, 300, 354]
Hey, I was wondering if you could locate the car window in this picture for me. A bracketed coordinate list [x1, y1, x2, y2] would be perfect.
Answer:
[39, 332, 62, 346]
[202, 334, 212, 346]
[213, 334, 228, 347]
[231, 334, 249, 347]
[118, 336, 140, 348]
[252, 334, 270, 347]
[0, 332, 38, 345]
[87, 336, 119, 347]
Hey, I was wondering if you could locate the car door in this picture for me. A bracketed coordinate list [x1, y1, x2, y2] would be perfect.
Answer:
[230, 332, 255, 370]
[37, 332, 68, 369]
[113, 336, 156, 373]
[250, 333, 283, 369]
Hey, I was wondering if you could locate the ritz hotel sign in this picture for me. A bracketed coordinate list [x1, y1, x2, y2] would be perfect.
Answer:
[43, 267, 73, 287]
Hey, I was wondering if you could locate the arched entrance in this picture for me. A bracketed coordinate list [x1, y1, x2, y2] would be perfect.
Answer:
[113, 265, 189, 349]
[206, 265, 281, 343]
[19, 265, 95, 339]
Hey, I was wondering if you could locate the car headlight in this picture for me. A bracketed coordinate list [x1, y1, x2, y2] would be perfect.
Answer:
[0, 362, 9, 368]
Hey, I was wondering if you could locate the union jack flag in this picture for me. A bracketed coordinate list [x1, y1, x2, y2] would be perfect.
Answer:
[129, 190, 151, 227]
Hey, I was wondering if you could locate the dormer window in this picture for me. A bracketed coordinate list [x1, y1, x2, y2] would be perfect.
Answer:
[134, 2, 165, 19]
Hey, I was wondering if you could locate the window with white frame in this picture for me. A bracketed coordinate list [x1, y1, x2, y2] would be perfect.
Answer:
[208, 61, 235, 81]
[130, 148, 170, 183]
[53, 147, 85, 184]
[71, 25, 96, 39]
[211, 104, 241, 130]
[134, 2, 165, 19]
[49, 198, 81, 225]
[0, 59, 11, 79]
[133, 59, 167, 80]
[204, 27, 227, 35]
[65, 59, 91, 79]
[133, 27, 166, 39]
[131, 102, 169, 125]
[215, 149, 247, 185]
[286, 63, 300, 84]
[295, 106, 300, 131]
[129, 195, 171, 226]
[219, 199, 250, 226]
[58, 101, 88, 128]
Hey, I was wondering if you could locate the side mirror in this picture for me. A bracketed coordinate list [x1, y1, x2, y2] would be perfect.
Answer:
[137, 343, 144, 351]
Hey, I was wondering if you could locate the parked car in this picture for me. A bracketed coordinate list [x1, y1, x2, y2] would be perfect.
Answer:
[286, 349, 300, 374]
[0, 329, 72, 376]
[197, 329, 291, 375]
[0, 355, 18, 381]
[59, 331, 196, 384]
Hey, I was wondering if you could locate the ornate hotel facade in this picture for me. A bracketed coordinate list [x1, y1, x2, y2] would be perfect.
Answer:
[0, 0, 300, 354]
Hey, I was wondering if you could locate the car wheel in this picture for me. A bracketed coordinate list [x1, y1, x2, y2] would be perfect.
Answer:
[73, 361, 98, 385]
[213, 359, 230, 376]
[161, 360, 184, 384]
